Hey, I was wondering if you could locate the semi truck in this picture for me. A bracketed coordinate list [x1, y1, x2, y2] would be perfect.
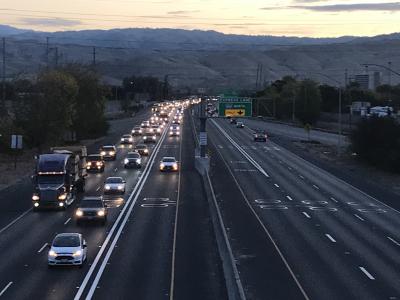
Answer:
[32, 146, 87, 210]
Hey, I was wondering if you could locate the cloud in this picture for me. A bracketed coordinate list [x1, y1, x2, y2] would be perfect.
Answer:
[167, 10, 200, 15]
[294, 2, 400, 12]
[19, 17, 82, 27]
[262, 2, 400, 12]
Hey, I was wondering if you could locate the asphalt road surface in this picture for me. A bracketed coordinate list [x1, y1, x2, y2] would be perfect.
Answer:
[206, 117, 400, 300]
[0, 107, 225, 300]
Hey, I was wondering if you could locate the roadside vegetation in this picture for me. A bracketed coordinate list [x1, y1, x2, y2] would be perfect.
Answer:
[351, 117, 400, 173]
[255, 76, 400, 125]
[0, 65, 109, 152]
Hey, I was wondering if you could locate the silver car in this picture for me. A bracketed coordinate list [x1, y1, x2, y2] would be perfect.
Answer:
[104, 177, 126, 194]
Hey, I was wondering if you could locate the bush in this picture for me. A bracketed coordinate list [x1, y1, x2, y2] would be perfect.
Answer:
[351, 117, 400, 172]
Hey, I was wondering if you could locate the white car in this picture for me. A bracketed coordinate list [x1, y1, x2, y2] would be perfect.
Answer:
[121, 134, 133, 144]
[169, 125, 180, 136]
[48, 233, 87, 268]
[104, 177, 126, 194]
[159, 157, 179, 172]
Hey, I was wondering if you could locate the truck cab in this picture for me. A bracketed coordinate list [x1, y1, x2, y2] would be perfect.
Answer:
[32, 146, 87, 210]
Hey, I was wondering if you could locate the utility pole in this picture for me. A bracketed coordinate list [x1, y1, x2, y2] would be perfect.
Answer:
[255, 64, 260, 89]
[55, 47, 58, 68]
[1, 37, 5, 115]
[92, 47, 96, 65]
[46, 37, 49, 68]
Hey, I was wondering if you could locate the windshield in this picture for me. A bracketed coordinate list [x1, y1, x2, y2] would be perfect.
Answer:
[106, 178, 123, 183]
[37, 175, 64, 185]
[136, 145, 146, 149]
[163, 158, 176, 163]
[87, 155, 102, 161]
[127, 153, 140, 159]
[101, 146, 114, 151]
[53, 235, 80, 247]
[80, 200, 103, 208]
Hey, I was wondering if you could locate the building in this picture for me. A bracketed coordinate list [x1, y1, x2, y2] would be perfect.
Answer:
[373, 72, 381, 90]
[354, 74, 370, 90]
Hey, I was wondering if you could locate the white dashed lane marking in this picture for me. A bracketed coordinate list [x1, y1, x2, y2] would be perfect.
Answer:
[359, 267, 375, 280]
[302, 212, 311, 219]
[387, 236, 400, 246]
[325, 234, 336, 243]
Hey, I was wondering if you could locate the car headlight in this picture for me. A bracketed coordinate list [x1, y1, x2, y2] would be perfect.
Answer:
[109, 151, 115, 156]
[143, 136, 147, 139]
[160, 163, 165, 169]
[144, 149, 148, 153]
[34, 202, 39, 207]
[105, 185, 111, 190]
[58, 193, 67, 200]
[139, 130, 142, 133]
[96, 161, 102, 166]
[73, 250, 82, 257]
[169, 131, 173, 135]
[129, 138, 133, 142]
[76, 209, 83, 217]
[49, 250, 57, 257]
[86, 162, 92, 167]
[124, 158, 129, 164]
[32, 195, 40, 201]
[152, 136, 156, 139]
[173, 163, 178, 170]
[97, 210, 105, 217]
[121, 138, 124, 141]
[100, 151, 106, 156]
[117, 185, 123, 190]
[136, 158, 141, 164]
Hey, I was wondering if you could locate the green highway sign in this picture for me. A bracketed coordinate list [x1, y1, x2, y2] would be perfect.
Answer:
[218, 97, 252, 117]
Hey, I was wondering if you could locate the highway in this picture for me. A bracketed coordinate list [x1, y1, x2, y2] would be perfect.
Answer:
[1, 101, 400, 300]
[206, 117, 400, 300]
[0, 106, 225, 300]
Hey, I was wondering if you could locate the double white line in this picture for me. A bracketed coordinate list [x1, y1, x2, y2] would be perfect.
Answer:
[75, 123, 170, 300]
[210, 119, 270, 178]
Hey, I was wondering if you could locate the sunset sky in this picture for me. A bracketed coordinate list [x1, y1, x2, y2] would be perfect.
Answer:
[1, 0, 400, 37]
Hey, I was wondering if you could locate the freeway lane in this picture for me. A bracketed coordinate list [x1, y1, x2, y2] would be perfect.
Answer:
[207, 117, 400, 300]
[0, 110, 156, 299]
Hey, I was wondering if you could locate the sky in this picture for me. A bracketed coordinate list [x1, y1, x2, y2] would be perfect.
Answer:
[1, 0, 400, 37]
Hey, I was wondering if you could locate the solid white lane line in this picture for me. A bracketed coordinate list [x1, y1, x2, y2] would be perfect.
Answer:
[211, 120, 270, 178]
[302, 212, 311, 219]
[330, 197, 338, 203]
[325, 234, 336, 243]
[96, 187, 100, 192]
[212, 132, 310, 300]
[299, 175, 305, 179]
[80, 121, 170, 300]
[0, 282, 13, 297]
[387, 236, 400, 246]
[38, 243, 48, 253]
[64, 218, 71, 225]
[354, 214, 365, 221]
[312, 185, 320, 190]
[286, 196, 293, 201]
[0, 208, 32, 235]
[274, 184, 280, 188]
[359, 267, 375, 280]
